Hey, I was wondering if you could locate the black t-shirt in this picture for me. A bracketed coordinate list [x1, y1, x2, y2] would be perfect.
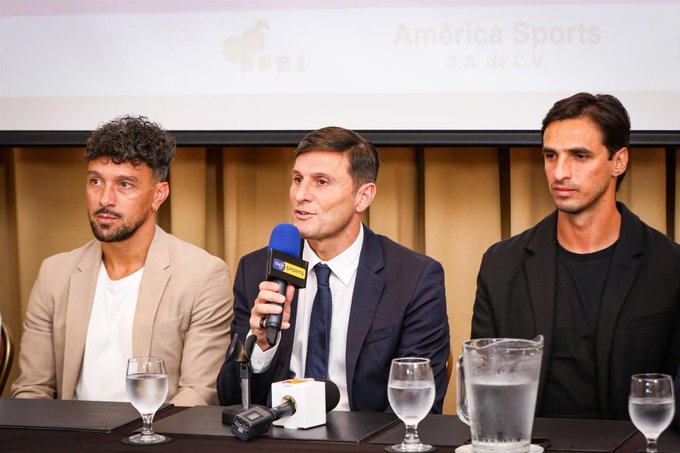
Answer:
[541, 241, 617, 418]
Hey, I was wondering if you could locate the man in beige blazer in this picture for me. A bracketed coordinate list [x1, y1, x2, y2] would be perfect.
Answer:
[11, 116, 233, 406]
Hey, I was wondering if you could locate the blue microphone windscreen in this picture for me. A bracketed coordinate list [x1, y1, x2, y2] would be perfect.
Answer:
[268, 224, 302, 258]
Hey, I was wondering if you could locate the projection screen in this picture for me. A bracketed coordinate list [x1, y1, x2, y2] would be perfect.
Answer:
[1, 0, 679, 136]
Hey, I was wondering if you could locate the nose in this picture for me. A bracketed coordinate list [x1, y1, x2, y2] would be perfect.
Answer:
[99, 183, 116, 207]
[291, 179, 312, 203]
[552, 155, 571, 182]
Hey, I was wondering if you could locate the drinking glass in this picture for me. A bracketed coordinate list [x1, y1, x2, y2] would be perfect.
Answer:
[629, 373, 675, 453]
[386, 357, 436, 452]
[125, 357, 169, 445]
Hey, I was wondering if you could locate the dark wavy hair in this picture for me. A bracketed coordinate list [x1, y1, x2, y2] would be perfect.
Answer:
[542, 92, 630, 191]
[295, 126, 379, 190]
[85, 115, 176, 182]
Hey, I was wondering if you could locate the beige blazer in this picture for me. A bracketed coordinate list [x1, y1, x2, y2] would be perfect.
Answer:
[11, 226, 233, 406]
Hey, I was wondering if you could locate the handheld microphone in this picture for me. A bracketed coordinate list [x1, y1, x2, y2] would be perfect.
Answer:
[231, 380, 340, 441]
[265, 224, 308, 346]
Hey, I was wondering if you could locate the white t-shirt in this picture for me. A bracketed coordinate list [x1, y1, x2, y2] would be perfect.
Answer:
[75, 263, 143, 402]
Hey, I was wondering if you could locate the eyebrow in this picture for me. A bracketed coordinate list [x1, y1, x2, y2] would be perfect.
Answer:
[542, 146, 592, 154]
[292, 169, 333, 179]
[87, 170, 140, 182]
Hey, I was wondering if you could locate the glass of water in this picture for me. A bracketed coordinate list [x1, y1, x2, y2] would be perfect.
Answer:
[629, 373, 675, 453]
[125, 357, 169, 445]
[386, 357, 436, 452]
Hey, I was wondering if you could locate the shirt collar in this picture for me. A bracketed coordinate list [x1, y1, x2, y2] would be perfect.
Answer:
[302, 224, 364, 286]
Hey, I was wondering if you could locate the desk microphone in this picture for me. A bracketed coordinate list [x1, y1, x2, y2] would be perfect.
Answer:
[231, 380, 340, 441]
[221, 333, 259, 424]
[264, 224, 308, 346]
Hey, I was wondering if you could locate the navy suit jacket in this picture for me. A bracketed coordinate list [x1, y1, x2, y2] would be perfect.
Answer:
[472, 203, 680, 420]
[217, 226, 450, 412]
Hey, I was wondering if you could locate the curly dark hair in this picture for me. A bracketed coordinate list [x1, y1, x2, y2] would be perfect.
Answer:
[85, 115, 176, 181]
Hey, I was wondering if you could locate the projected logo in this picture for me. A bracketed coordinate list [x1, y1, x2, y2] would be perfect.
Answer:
[223, 21, 305, 74]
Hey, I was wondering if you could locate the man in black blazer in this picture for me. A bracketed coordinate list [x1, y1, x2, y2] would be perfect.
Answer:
[218, 127, 450, 412]
[472, 93, 680, 420]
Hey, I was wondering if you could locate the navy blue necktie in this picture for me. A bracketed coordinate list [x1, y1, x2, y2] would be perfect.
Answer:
[305, 263, 332, 380]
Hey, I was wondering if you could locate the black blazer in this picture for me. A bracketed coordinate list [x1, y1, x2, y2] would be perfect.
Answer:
[472, 202, 680, 420]
[675, 369, 680, 428]
[217, 226, 450, 412]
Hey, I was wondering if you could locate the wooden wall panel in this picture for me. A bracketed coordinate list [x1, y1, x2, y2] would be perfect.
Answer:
[14, 148, 91, 316]
[169, 148, 208, 249]
[0, 149, 20, 396]
[509, 148, 554, 234]
[10, 148, 91, 396]
[423, 148, 501, 414]
[204, 149, 225, 259]
[618, 148, 666, 233]
[368, 147, 419, 251]
[222, 148, 294, 273]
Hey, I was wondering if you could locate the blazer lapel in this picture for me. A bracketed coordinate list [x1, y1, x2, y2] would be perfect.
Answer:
[345, 228, 386, 407]
[133, 226, 171, 356]
[62, 240, 102, 399]
[595, 204, 642, 417]
[524, 212, 558, 407]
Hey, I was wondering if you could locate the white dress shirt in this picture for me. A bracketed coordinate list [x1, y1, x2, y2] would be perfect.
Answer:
[251, 225, 364, 411]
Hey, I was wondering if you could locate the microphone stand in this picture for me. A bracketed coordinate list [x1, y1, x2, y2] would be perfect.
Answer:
[222, 334, 260, 424]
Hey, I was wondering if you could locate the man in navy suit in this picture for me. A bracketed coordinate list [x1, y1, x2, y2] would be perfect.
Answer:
[472, 93, 680, 420]
[217, 126, 450, 412]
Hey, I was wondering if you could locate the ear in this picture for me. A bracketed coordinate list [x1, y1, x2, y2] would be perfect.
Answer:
[612, 147, 628, 177]
[354, 182, 376, 214]
[152, 181, 170, 213]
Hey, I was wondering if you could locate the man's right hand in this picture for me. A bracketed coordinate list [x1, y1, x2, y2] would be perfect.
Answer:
[249, 281, 295, 351]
